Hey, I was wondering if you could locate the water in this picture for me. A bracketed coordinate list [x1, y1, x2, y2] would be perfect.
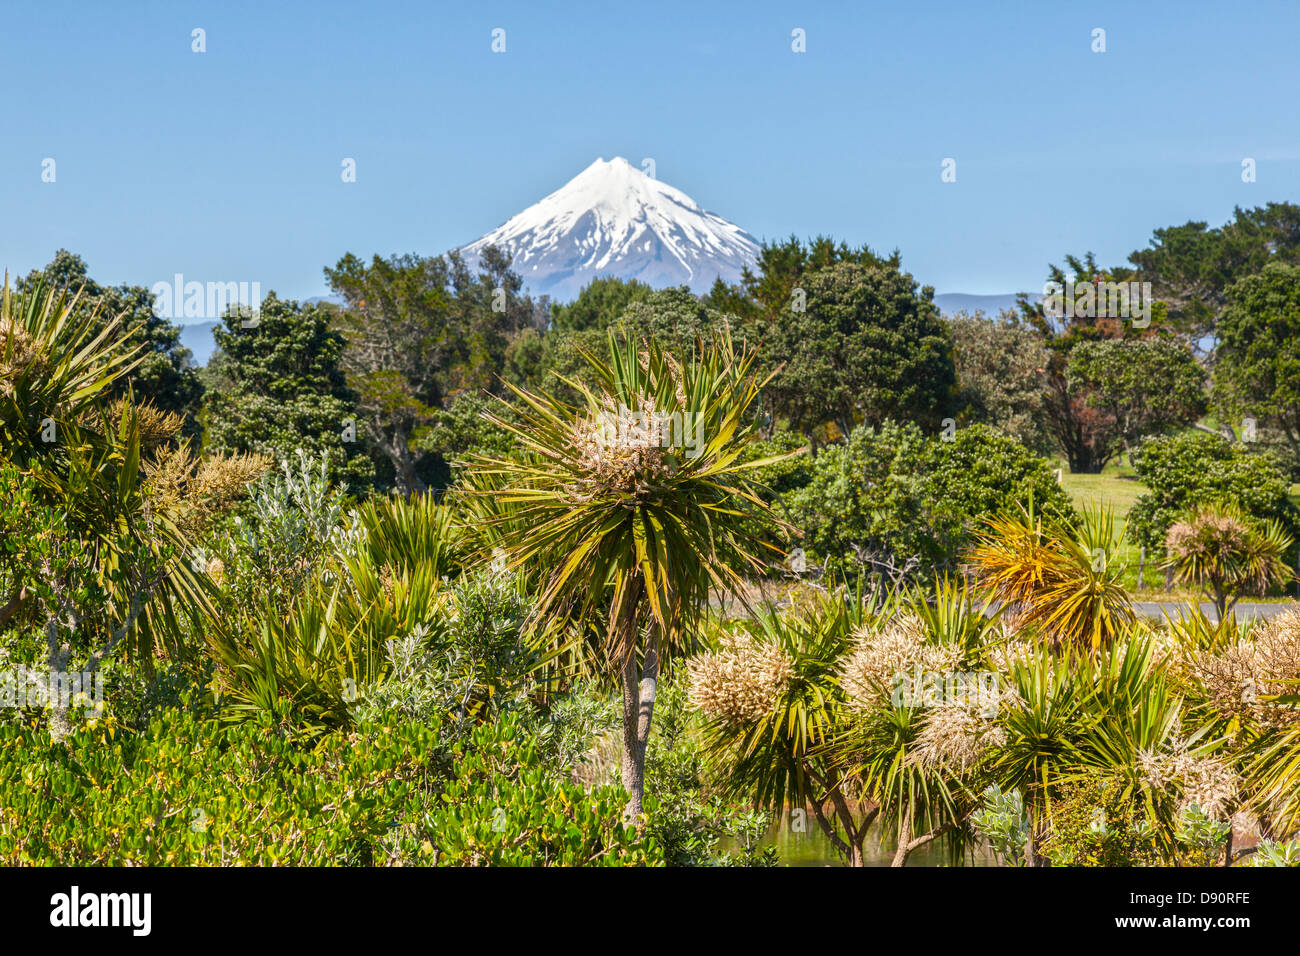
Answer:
[761, 814, 995, 867]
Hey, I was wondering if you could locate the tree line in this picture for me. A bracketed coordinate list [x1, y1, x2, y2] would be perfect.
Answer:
[21, 199, 1300, 504]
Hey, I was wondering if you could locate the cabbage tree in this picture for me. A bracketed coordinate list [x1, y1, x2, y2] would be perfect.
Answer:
[470, 329, 788, 819]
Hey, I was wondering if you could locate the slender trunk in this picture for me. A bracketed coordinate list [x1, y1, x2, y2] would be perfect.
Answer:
[1212, 580, 1229, 621]
[828, 784, 867, 867]
[893, 818, 954, 867]
[808, 765, 877, 867]
[618, 596, 656, 826]
[620, 652, 644, 821]
[807, 799, 853, 861]
[1027, 801, 1050, 867]
[848, 837, 864, 867]
[891, 813, 912, 867]
[44, 619, 72, 744]
[0, 585, 28, 629]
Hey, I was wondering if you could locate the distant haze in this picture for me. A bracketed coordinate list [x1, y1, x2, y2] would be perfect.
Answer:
[932, 292, 1041, 317]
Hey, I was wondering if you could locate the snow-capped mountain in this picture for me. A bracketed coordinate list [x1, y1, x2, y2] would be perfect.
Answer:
[457, 157, 760, 300]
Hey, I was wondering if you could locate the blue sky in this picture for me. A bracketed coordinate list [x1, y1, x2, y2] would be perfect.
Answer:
[3, 0, 1298, 312]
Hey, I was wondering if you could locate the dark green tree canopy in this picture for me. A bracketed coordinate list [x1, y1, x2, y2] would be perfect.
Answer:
[730, 234, 898, 322]
[764, 260, 956, 438]
[948, 310, 1053, 456]
[1015, 252, 1157, 473]
[788, 421, 1073, 580]
[204, 293, 373, 491]
[323, 247, 535, 495]
[1065, 337, 1207, 461]
[1214, 261, 1300, 466]
[550, 276, 652, 332]
[1128, 202, 1300, 349]
[19, 249, 203, 436]
[1128, 431, 1299, 552]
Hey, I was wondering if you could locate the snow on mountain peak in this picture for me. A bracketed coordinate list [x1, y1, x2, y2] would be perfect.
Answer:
[458, 157, 760, 300]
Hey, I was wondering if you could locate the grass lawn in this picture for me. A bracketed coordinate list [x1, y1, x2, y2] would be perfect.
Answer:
[1056, 464, 1159, 594]
[1057, 469, 1147, 519]
[1054, 457, 1300, 602]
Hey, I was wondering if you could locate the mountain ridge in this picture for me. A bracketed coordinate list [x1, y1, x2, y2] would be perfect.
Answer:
[457, 157, 761, 300]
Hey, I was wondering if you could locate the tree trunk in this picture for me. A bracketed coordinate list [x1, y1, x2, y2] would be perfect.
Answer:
[0, 585, 28, 629]
[391, 442, 425, 498]
[44, 620, 72, 744]
[619, 620, 657, 826]
[620, 653, 644, 820]
[807, 797, 855, 864]
[891, 813, 912, 867]
[1212, 580, 1229, 622]
[1027, 802, 1050, 866]
[892, 814, 953, 867]
[811, 766, 877, 867]
[375, 418, 426, 498]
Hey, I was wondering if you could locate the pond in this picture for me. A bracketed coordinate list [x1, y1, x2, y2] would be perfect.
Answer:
[756, 813, 996, 867]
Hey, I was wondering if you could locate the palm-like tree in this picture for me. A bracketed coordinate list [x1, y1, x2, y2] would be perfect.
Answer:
[692, 588, 883, 865]
[1164, 503, 1294, 619]
[0, 278, 228, 736]
[969, 501, 1134, 650]
[1, 276, 146, 645]
[988, 634, 1197, 864]
[837, 579, 1000, 866]
[469, 329, 789, 819]
[985, 645, 1090, 865]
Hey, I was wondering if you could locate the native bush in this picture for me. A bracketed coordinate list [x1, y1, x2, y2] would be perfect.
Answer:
[0, 704, 661, 867]
[1128, 432, 1299, 555]
[0, 706, 447, 865]
[787, 422, 1073, 581]
[402, 712, 663, 866]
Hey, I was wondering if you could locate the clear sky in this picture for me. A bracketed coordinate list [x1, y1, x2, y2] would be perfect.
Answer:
[3, 0, 1298, 312]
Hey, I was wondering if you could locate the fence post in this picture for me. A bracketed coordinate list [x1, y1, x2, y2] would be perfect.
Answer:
[1137, 546, 1145, 592]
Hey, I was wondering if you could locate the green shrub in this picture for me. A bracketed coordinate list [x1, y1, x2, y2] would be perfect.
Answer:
[1038, 772, 1163, 867]
[1128, 432, 1300, 554]
[641, 675, 779, 867]
[0, 706, 661, 867]
[205, 479, 493, 733]
[351, 570, 544, 729]
[1248, 839, 1300, 866]
[395, 713, 663, 866]
[0, 708, 446, 865]
[736, 429, 813, 566]
[742, 429, 815, 500]
[970, 784, 1029, 866]
[209, 448, 355, 617]
[353, 491, 463, 578]
[787, 422, 1073, 580]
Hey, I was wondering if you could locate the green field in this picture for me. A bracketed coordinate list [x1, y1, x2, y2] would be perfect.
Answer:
[1056, 461, 1300, 600]
[1057, 469, 1147, 519]
[1056, 465, 1155, 594]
